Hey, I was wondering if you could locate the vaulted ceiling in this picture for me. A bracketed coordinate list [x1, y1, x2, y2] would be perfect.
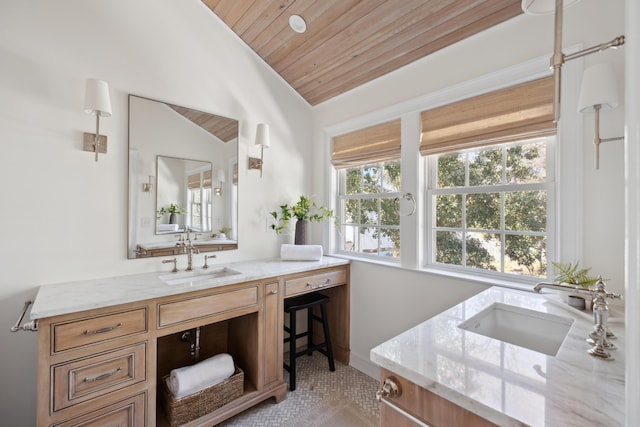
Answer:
[202, 0, 523, 105]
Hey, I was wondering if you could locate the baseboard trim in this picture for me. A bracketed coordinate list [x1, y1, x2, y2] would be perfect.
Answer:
[349, 352, 379, 380]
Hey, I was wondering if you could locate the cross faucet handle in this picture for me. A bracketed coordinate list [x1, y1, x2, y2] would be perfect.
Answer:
[162, 257, 178, 273]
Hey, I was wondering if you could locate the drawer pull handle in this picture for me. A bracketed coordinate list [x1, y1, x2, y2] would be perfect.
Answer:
[269, 289, 278, 295]
[83, 367, 122, 383]
[376, 377, 401, 402]
[83, 323, 123, 335]
[320, 278, 331, 287]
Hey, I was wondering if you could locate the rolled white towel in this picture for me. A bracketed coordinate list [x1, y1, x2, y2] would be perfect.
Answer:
[280, 244, 323, 261]
[167, 353, 235, 398]
[158, 224, 180, 232]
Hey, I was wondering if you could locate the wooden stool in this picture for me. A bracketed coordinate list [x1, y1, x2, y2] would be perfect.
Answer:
[283, 292, 335, 391]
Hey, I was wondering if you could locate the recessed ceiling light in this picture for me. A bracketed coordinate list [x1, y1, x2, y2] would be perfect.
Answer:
[289, 15, 307, 33]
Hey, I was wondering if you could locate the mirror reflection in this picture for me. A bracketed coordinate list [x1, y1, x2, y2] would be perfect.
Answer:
[128, 95, 238, 259]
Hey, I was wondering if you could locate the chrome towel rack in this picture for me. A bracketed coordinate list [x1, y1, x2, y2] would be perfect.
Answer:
[10, 300, 38, 332]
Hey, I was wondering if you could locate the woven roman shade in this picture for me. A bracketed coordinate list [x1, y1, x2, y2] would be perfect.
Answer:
[187, 173, 201, 189]
[203, 170, 212, 188]
[419, 77, 556, 156]
[332, 119, 401, 169]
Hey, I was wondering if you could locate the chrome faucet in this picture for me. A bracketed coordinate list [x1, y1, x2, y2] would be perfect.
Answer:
[185, 239, 200, 271]
[533, 282, 593, 296]
[534, 276, 621, 359]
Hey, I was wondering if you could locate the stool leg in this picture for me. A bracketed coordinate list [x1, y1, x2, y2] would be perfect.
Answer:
[320, 303, 335, 372]
[289, 310, 297, 391]
[307, 306, 314, 356]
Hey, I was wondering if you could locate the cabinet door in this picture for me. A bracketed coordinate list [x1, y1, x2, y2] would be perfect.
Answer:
[52, 393, 145, 427]
[263, 281, 282, 386]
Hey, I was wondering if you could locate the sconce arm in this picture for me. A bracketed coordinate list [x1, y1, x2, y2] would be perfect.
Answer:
[564, 35, 625, 63]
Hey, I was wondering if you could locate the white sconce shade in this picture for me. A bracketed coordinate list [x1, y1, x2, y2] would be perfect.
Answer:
[577, 62, 624, 170]
[84, 79, 112, 116]
[521, 0, 582, 15]
[255, 123, 270, 148]
[249, 123, 270, 178]
[578, 63, 619, 112]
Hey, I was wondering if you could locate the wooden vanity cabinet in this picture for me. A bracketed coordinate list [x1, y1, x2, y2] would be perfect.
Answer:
[379, 368, 497, 427]
[36, 303, 153, 427]
[36, 264, 349, 427]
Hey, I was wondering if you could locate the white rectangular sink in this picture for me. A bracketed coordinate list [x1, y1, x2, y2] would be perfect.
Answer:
[458, 302, 574, 356]
[159, 267, 241, 286]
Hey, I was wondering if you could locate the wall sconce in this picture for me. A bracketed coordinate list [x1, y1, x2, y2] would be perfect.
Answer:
[142, 161, 155, 193]
[578, 63, 624, 169]
[522, 0, 625, 122]
[83, 78, 112, 162]
[248, 123, 270, 178]
[214, 169, 226, 196]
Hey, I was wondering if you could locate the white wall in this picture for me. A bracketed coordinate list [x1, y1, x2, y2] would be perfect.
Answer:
[0, 0, 630, 425]
[312, 0, 627, 375]
[0, 1, 313, 425]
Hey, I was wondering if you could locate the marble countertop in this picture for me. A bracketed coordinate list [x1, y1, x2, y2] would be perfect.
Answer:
[31, 257, 348, 320]
[370, 287, 625, 427]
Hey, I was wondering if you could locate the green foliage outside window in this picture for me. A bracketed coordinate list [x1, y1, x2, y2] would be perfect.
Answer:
[434, 141, 548, 277]
[342, 162, 401, 257]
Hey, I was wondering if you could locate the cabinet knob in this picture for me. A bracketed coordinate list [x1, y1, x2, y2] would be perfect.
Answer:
[376, 377, 401, 402]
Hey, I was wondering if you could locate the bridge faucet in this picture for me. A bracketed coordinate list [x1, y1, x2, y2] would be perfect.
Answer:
[533, 282, 593, 296]
[185, 240, 200, 271]
[534, 277, 621, 359]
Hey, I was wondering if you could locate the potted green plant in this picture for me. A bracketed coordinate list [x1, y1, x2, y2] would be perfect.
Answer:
[552, 261, 600, 310]
[157, 203, 186, 224]
[270, 195, 333, 244]
[552, 261, 599, 288]
[218, 226, 231, 239]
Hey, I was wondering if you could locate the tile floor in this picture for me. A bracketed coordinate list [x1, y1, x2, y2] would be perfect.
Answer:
[219, 352, 380, 426]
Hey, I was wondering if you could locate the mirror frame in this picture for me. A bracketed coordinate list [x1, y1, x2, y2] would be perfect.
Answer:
[127, 94, 239, 259]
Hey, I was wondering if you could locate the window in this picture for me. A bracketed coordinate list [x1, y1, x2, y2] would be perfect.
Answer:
[421, 76, 556, 280]
[332, 119, 402, 260]
[427, 138, 552, 278]
[187, 169, 212, 232]
[338, 161, 401, 258]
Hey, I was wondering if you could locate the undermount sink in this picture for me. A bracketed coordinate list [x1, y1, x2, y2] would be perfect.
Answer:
[458, 302, 574, 356]
[159, 267, 241, 286]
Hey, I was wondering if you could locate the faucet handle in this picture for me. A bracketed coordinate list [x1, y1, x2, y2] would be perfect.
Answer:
[203, 254, 217, 269]
[162, 257, 178, 273]
[592, 276, 622, 300]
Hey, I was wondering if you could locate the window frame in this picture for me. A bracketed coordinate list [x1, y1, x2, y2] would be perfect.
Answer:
[425, 137, 556, 283]
[335, 160, 402, 262]
[323, 52, 582, 290]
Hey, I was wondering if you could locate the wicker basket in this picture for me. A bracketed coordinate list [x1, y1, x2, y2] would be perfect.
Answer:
[161, 366, 244, 427]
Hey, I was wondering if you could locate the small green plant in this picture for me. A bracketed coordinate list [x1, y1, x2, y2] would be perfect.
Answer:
[552, 261, 599, 288]
[270, 195, 333, 234]
[219, 226, 231, 235]
[157, 203, 186, 218]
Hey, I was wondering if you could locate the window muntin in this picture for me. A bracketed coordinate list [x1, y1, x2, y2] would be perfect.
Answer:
[337, 161, 401, 259]
[428, 138, 551, 279]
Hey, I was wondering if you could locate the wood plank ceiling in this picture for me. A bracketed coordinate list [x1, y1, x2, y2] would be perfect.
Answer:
[202, 0, 523, 106]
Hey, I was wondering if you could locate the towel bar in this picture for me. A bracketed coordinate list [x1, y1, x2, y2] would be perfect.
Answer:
[10, 300, 38, 332]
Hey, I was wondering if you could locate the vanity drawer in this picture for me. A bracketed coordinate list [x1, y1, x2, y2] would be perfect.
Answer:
[379, 369, 497, 427]
[52, 343, 146, 412]
[158, 285, 259, 327]
[52, 309, 147, 353]
[285, 269, 347, 297]
[52, 392, 145, 427]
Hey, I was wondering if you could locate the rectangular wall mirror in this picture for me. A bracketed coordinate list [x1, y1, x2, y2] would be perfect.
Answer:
[128, 95, 239, 259]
